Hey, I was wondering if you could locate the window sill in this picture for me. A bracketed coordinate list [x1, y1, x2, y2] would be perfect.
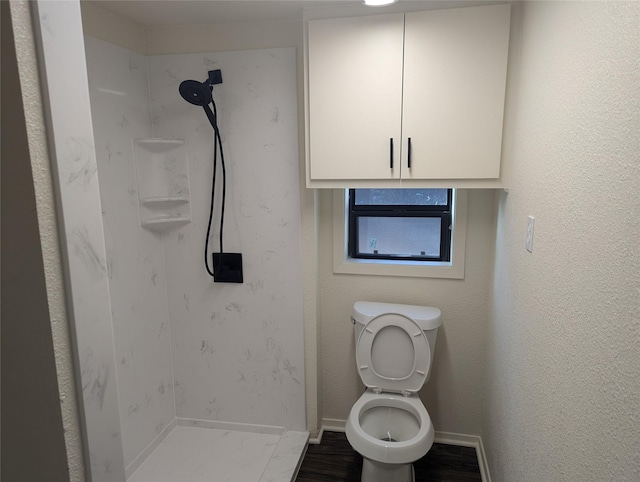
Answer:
[332, 189, 467, 280]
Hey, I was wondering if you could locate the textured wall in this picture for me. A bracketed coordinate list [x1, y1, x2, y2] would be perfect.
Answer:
[1, 2, 72, 480]
[8, 1, 86, 480]
[484, 1, 640, 480]
[317, 188, 497, 435]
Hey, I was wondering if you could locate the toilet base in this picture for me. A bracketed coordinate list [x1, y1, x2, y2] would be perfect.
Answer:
[361, 457, 415, 482]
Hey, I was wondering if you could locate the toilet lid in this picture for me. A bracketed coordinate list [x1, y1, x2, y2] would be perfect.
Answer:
[356, 313, 431, 395]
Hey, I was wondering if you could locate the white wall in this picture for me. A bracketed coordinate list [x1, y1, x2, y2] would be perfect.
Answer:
[148, 47, 306, 430]
[31, 2, 127, 481]
[84, 31, 307, 467]
[85, 36, 176, 468]
[80, 1, 146, 54]
[317, 189, 497, 434]
[81, 3, 322, 436]
[484, 1, 640, 480]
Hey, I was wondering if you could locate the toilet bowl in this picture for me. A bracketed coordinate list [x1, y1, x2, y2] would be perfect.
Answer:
[346, 390, 434, 465]
[345, 302, 441, 482]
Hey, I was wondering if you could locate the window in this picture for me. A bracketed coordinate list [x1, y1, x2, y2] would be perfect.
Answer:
[332, 189, 467, 279]
[348, 189, 452, 262]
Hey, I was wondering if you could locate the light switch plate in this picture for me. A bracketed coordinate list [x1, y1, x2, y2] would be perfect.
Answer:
[526, 216, 535, 253]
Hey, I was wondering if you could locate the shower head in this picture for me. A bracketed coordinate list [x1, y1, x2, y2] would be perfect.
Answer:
[179, 70, 222, 107]
[179, 80, 213, 106]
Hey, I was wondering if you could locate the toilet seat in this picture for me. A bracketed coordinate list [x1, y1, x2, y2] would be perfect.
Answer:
[356, 313, 431, 395]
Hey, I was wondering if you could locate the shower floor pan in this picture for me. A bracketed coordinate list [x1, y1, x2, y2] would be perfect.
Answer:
[127, 421, 309, 482]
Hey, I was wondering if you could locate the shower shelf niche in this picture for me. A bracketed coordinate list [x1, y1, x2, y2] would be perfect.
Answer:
[141, 196, 190, 207]
[134, 138, 191, 232]
[140, 216, 190, 231]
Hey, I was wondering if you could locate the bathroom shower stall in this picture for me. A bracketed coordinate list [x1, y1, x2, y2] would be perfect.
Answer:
[34, 2, 308, 481]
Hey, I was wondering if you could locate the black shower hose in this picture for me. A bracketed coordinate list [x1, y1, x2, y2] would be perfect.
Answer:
[203, 98, 226, 278]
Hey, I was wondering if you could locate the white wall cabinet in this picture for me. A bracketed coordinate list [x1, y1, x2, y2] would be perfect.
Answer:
[306, 4, 511, 188]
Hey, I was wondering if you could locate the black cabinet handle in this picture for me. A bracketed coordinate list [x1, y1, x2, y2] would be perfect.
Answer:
[389, 138, 394, 169]
[408, 137, 412, 169]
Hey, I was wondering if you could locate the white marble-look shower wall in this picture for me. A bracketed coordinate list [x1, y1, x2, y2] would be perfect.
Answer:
[147, 48, 306, 430]
[33, 3, 126, 480]
[85, 36, 176, 467]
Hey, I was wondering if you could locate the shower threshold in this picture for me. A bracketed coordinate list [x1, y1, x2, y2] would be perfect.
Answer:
[127, 419, 309, 482]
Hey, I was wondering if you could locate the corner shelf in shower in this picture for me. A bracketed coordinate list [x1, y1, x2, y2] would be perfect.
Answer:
[137, 138, 184, 147]
[134, 138, 192, 232]
[141, 196, 190, 207]
[141, 217, 191, 231]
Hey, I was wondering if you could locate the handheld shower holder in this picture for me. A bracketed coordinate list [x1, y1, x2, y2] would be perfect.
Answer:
[208, 69, 223, 86]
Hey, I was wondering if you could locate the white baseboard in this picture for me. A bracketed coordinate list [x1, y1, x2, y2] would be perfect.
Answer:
[321, 418, 346, 432]
[308, 426, 324, 444]
[477, 435, 491, 482]
[309, 418, 345, 444]
[317, 421, 491, 482]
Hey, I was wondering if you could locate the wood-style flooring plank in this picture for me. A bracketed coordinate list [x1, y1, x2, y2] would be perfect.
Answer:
[296, 431, 481, 482]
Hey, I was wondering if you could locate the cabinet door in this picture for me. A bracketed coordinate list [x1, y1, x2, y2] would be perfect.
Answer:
[308, 14, 404, 180]
[402, 4, 511, 179]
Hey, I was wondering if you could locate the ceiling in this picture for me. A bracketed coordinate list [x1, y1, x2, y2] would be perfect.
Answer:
[87, 1, 365, 26]
[86, 0, 489, 26]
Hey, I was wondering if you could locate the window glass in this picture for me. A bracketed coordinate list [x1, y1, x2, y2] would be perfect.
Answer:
[354, 189, 449, 206]
[357, 217, 442, 257]
[348, 188, 452, 262]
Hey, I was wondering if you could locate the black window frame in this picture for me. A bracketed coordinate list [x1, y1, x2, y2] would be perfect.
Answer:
[348, 189, 453, 262]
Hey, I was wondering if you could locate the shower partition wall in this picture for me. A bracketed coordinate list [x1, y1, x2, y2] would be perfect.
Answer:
[84, 36, 176, 470]
[146, 48, 305, 429]
[34, 2, 307, 481]
[33, 3, 127, 479]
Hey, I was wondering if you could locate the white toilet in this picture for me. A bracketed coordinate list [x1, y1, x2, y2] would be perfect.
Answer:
[345, 301, 442, 482]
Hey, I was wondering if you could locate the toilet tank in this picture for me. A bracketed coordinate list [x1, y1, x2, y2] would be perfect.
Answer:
[352, 301, 442, 382]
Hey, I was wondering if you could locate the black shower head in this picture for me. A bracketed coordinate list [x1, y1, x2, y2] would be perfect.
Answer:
[179, 79, 212, 106]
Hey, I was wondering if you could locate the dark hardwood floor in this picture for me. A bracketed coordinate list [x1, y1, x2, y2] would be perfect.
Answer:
[296, 431, 482, 482]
